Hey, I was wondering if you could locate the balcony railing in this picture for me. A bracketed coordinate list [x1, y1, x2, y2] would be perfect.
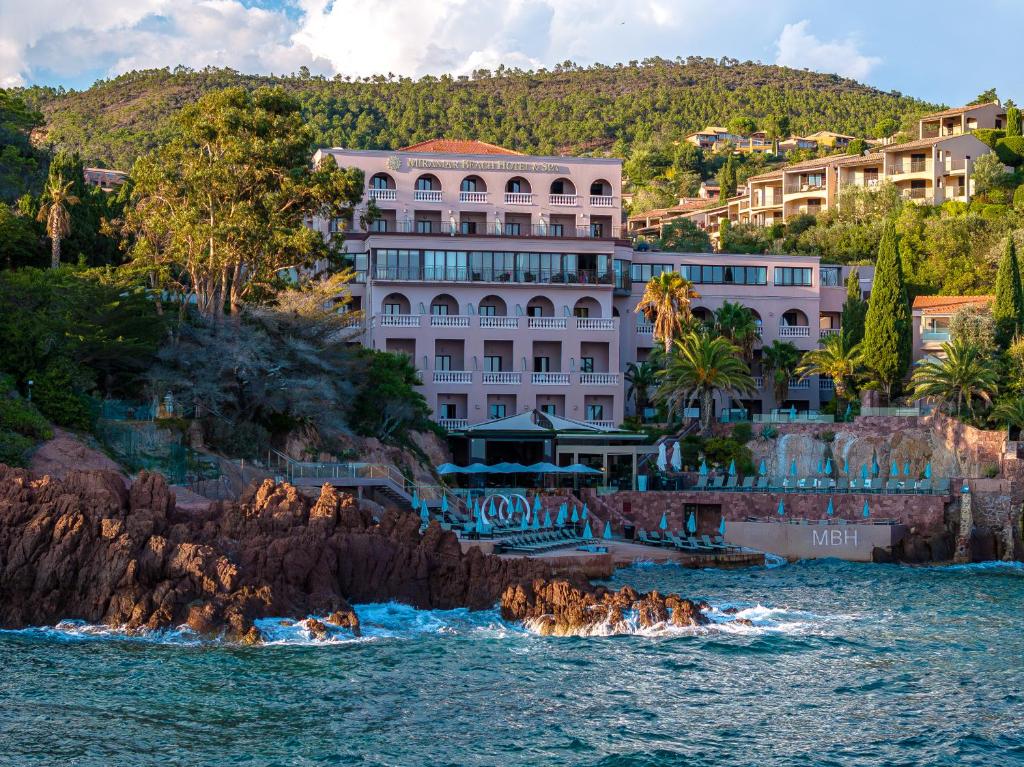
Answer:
[482, 372, 522, 385]
[902, 188, 933, 202]
[414, 190, 443, 202]
[429, 314, 471, 327]
[590, 195, 615, 207]
[576, 318, 615, 331]
[527, 316, 568, 330]
[458, 191, 488, 203]
[579, 372, 620, 385]
[479, 316, 519, 329]
[367, 188, 397, 201]
[888, 160, 928, 175]
[364, 221, 621, 240]
[373, 266, 612, 285]
[922, 330, 950, 342]
[438, 418, 469, 430]
[819, 328, 840, 338]
[778, 326, 811, 338]
[432, 371, 473, 384]
[531, 372, 571, 385]
[379, 314, 421, 327]
[549, 194, 578, 206]
[753, 376, 764, 389]
[636, 322, 654, 335]
[785, 182, 826, 194]
[788, 378, 810, 390]
[505, 192, 534, 205]
[586, 420, 616, 428]
[820, 377, 835, 391]
[376, 314, 617, 333]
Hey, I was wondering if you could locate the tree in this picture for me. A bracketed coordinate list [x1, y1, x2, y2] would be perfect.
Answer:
[123, 87, 366, 320]
[992, 236, 1024, 344]
[949, 304, 996, 352]
[972, 152, 1009, 196]
[635, 272, 700, 353]
[655, 332, 755, 435]
[657, 219, 712, 253]
[796, 332, 863, 405]
[872, 117, 898, 139]
[762, 340, 802, 406]
[625, 361, 658, 416]
[350, 350, 433, 443]
[970, 88, 998, 105]
[36, 174, 79, 269]
[992, 396, 1024, 434]
[713, 301, 758, 362]
[764, 114, 791, 141]
[717, 155, 737, 200]
[846, 138, 868, 156]
[727, 116, 757, 136]
[1007, 104, 1022, 138]
[841, 268, 867, 345]
[911, 339, 998, 418]
[863, 220, 911, 397]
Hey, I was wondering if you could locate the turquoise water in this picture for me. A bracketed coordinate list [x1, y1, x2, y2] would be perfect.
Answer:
[2, 559, 1023, 766]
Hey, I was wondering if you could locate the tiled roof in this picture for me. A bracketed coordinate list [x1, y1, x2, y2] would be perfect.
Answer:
[834, 152, 885, 166]
[747, 153, 851, 181]
[627, 207, 672, 221]
[920, 101, 1002, 120]
[880, 135, 957, 153]
[912, 295, 992, 314]
[399, 139, 522, 155]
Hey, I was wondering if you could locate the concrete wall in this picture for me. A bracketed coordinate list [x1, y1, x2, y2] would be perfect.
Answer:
[725, 520, 905, 562]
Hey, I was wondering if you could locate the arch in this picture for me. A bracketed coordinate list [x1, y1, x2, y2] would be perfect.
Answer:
[589, 178, 612, 196]
[692, 306, 713, 324]
[430, 293, 459, 315]
[506, 176, 532, 194]
[526, 295, 555, 317]
[380, 292, 411, 314]
[460, 175, 487, 193]
[612, 306, 620, 318]
[550, 177, 576, 195]
[573, 297, 602, 318]
[415, 173, 441, 191]
[780, 308, 809, 327]
[369, 172, 395, 190]
[478, 294, 507, 316]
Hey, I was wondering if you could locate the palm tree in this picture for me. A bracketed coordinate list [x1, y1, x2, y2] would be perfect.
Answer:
[993, 396, 1024, 437]
[635, 272, 700, 353]
[714, 301, 759, 362]
[625, 360, 658, 417]
[37, 175, 80, 269]
[762, 340, 802, 408]
[911, 339, 998, 418]
[655, 331, 756, 435]
[796, 331, 863, 405]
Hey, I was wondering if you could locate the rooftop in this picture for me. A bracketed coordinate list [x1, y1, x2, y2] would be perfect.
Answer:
[398, 139, 523, 155]
[879, 134, 988, 153]
[912, 295, 993, 314]
[920, 101, 1003, 120]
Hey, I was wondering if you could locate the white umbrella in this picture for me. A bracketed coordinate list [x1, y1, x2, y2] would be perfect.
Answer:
[671, 441, 682, 472]
[657, 442, 668, 471]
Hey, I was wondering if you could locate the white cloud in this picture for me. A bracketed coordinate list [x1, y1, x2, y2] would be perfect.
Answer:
[774, 20, 881, 81]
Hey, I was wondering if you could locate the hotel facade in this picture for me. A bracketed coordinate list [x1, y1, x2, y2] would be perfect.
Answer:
[313, 140, 873, 430]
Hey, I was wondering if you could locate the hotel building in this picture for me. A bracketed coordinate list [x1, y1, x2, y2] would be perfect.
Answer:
[313, 140, 873, 430]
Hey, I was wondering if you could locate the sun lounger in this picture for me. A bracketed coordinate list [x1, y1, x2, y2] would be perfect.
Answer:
[741, 476, 754, 490]
[936, 478, 950, 494]
[756, 477, 769, 491]
[711, 476, 726, 490]
[837, 478, 849, 492]
[916, 479, 932, 494]
[693, 475, 709, 490]
[701, 534, 728, 551]
[687, 535, 714, 551]
[885, 480, 899, 494]
[725, 476, 739, 491]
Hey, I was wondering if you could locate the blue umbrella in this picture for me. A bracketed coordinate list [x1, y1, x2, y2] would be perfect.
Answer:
[903, 460, 911, 477]
[531, 512, 541, 531]
[843, 458, 849, 474]
[825, 457, 832, 475]
[862, 500, 870, 518]
[411, 489, 419, 508]
[420, 499, 430, 523]
[860, 464, 868, 481]
[686, 512, 697, 533]
[543, 510, 552, 527]
[602, 521, 612, 540]
[758, 458, 767, 476]
[790, 404, 797, 420]
[777, 499, 785, 516]
[556, 503, 567, 526]
[924, 462, 932, 479]
[890, 460, 899, 476]
[699, 460, 709, 476]
[962, 482, 971, 494]
[826, 497, 834, 516]
[488, 498, 496, 523]
[728, 459, 736, 477]
[718, 517, 727, 536]
[581, 504, 589, 520]
[582, 520, 593, 540]
[872, 457, 879, 477]
[441, 494, 448, 513]
[533, 495, 542, 515]
[817, 458, 823, 474]
[790, 459, 798, 477]
[571, 507, 580, 524]
[659, 512, 668, 530]
[519, 513, 529, 530]
[844, 403, 852, 421]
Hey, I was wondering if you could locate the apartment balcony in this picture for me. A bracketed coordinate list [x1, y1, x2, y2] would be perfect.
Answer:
[482, 372, 522, 385]
[902, 188, 934, 203]
[438, 418, 469, 430]
[753, 376, 764, 389]
[586, 420, 616, 428]
[527, 317, 568, 330]
[429, 314, 471, 328]
[531, 372, 571, 385]
[414, 190, 443, 202]
[784, 182, 826, 195]
[636, 321, 654, 335]
[458, 191, 488, 203]
[379, 314, 421, 327]
[363, 221, 621, 240]
[505, 192, 534, 205]
[576, 318, 615, 331]
[376, 314, 618, 334]
[887, 160, 929, 176]
[788, 377, 810, 391]
[579, 372, 620, 386]
[922, 330, 950, 343]
[367, 188, 397, 201]
[819, 328, 840, 338]
[778, 326, 811, 338]
[590, 195, 615, 207]
[549, 194, 578, 206]
[479, 316, 519, 329]
[819, 377, 834, 391]
[432, 371, 473, 384]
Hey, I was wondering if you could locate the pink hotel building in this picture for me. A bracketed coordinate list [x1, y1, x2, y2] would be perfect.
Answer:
[312, 140, 873, 430]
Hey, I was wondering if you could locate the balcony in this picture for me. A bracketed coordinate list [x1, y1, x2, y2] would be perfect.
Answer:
[636, 321, 654, 335]
[778, 326, 811, 338]
[531, 372, 571, 385]
[576, 318, 615, 331]
[922, 330, 950, 342]
[379, 314, 421, 327]
[820, 377, 834, 391]
[438, 418, 469, 430]
[432, 371, 473, 384]
[414, 190, 443, 202]
[429, 314, 471, 328]
[590, 195, 615, 207]
[549, 194, 578, 206]
[579, 372, 620, 385]
[753, 376, 764, 389]
[482, 372, 522, 385]
[363, 220, 621, 240]
[458, 191, 488, 203]
[367, 188, 397, 201]
[527, 317, 568, 330]
[505, 192, 534, 205]
[819, 328, 840, 338]
[373, 266, 614, 286]
[479, 316, 519, 329]
[887, 160, 929, 176]
[586, 420, 616, 428]
[902, 188, 933, 203]
[788, 377, 810, 390]
[785, 182, 826, 194]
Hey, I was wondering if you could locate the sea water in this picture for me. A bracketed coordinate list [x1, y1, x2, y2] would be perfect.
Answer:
[1, 559, 1022, 766]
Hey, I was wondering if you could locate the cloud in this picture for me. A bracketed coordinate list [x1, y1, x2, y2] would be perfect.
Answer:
[774, 20, 881, 81]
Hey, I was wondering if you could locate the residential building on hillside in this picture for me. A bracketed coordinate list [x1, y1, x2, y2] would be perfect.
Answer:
[911, 295, 992, 359]
[918, 102, 1005, 138]
[777, 136, 819, 155]
[83, 167, 128, 192]
[804, 130, 856, 149]
[878, 134, 991, 204]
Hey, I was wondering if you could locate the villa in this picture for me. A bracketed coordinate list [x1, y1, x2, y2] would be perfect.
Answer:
[912, 295, 992, 359]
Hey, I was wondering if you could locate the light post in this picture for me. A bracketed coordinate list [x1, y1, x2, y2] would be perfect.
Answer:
[26, 379, 33, 402]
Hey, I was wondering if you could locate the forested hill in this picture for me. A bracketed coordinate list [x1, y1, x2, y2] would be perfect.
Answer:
[20, 58, 935, 170]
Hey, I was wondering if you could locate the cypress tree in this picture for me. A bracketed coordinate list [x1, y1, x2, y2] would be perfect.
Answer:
[863, 220, 911, 397]
[992, 236, 1024, 344]
[1008, 105, 1022, 138]
[841, 268, 867, 345]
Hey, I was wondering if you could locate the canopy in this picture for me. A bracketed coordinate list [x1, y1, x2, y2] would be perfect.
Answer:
[602, 521, 612, 540]
[657, 443, 668, 472]
[658, 512, 668, 530]
[686, 512, 697, 534]
[671, 442, 682, 472]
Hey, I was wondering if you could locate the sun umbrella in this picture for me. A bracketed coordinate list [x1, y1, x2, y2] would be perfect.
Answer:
[602, 521, 612, 540]
[659, 512, 668, 530]
[862, 500, 870, 518]
[826, 497, 834, 516]
[777, 499, 785, 516]
[843, 458, 849, 474]
[488, 497, 497, 522]
[700, 460, 709, 476]
[531, 512, 540, 531]
[582, 520, 593, 540]
[825, 457, 832, 475]
[758, 458, 767, 476]
[790, 459, 798, 477]
[671, 443, 682, 472]
[790, 404, 797, 420]
[816, 458, 823, 474]
[924, 462, 932, 479]
[441, 494, 449, 514]
[903, 460, 911, 476]
[860, 464, 868, 481]
[872, 457, 879, 476]
[728, 459, 736, 476]
[718, 517, 726, 536]
[890, 460, 899, 476]
[533, 495, 542, 515]
[556, 502, 567, 526]
[581, 503, 589, 520]
[657, 442, 668, 472]
[519, 513, 529, 530]
[844, 403, 852, 421]
[571, 506, 580, 524]
[686, 512, 697, 534]
[411, 489, 419, 508]
[543, 510, 552, 528]
[420, 499, 430, 523]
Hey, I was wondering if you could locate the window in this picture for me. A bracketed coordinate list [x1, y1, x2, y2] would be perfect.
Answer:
[819, 267, 841, 287]
[540, 403, 556, 415]
[383, 303, 402, 315]
[479, 304, 496, 316]
[434, 355, 452, 371]
[440, 403, 457, 419]
[461, 178, 478, 192]
[370, 175, 390, 189]
[590, 222, 604, 238]
[328, 217, 348, 233]
[590, 181, 605, 196]
[416, 177, 434, 191]
[550, 223, 564, 237]
[504, 222, 521, 236]
[460, 221, 477, 235]
[369, 219, 388, 233]
[430, 303, 450, 316]
[580, 357, 594, 373]
[534, 357, 550, 372]
[586, 404, 604, 421]
[551, 179, 566, 195]
[574, 307, 589, 318]
[489, 404, 506, 419]
[508, 179, 524, 194]
[527, 305, 543, 317]
[375, 248, 418, 279]
[774, 267, 812, 286]
[484, 356, 502, 372]
[416, 220, 433, 234]
[629, 263, 672, 283]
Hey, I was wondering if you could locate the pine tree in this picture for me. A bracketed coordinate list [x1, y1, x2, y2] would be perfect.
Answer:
[1007, 105, 1022, 138]
[717, 156, 736, 200]
[992, 236, 1024, 344]
[841, 268, 867, 345]
[863, 220, 911, 398]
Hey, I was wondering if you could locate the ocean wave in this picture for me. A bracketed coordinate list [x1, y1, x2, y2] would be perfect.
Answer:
[931, 560, 1024, 574]
[0, 619, 205, 645]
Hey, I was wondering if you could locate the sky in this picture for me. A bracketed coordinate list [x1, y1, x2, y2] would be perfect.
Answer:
[0, 0, 1021, 106]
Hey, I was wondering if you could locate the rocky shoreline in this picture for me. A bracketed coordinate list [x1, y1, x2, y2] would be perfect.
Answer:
[0, 467, 708, 642]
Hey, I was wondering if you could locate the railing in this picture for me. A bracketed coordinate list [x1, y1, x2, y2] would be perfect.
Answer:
[438, 418, 469, 430]
[861, 406, 923, 417]
[888, 160, 928, 175]
[754, 326, 763, 338]
[505, 192, 534, 205]
[819, 377, 835, 391]
[549, 194, 578, 206]
[531, 372, 571, 385]
[459, 191, 488, 203]
[788, 378, 810, 390]
[579, 372, 620, 385]
[778, 326, 811, 338]
[576, 318, 615, 331]
[753, 376, 764, 389]
[429, 314, 471, 327]
[586, 420, 616, 428]
[902, 188, 933, 201]
[367, 188, 397, 201]
[479, 316, 519, 329]
[527, 317, 568, 329]
[379, 314, 421, 327]
[636, 322, 654, 334]
[372, 266, 613, 285]
[482, 372, 522, 385]
[364, 220, 621, 239]
[753, 412, 835, 424]
[786, 182, 826, 194]
[922, 330, 950, 342]
[432, 370, 473, 384]
[590, 195, 615, 207]
[819, 328, 840, 337]
[414, 190, 443, 202]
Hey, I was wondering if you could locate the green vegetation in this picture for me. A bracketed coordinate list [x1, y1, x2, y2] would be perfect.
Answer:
[841, 269, 867, 345]
[992, 237, 1024, 343]
[0, 375, 52, 467]
[911, 339, 999, 418]
[657, 219, 712, 253]
[762, 340, 802, 406]
[635, 271, 699, 353]
[863, 220, 912, 397]
[796, 332, 863, 408]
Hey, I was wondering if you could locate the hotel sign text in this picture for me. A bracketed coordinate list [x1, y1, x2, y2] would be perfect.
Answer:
[404, 157, 564, 173]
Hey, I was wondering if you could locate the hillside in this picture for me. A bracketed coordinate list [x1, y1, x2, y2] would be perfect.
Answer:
[19, 58, 935, 170]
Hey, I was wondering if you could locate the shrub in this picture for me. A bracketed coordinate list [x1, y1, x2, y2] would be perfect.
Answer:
[983, 464, 1000, 479]
[995, 136, 1024, 166]
[761, 425, 778, 439]
[0, 431, 35, 467]
[731, 421, 753, 444]
[974, 129, 1006, 149]
[1013, 184, 1024, 212]
[0, 397, 52, 441]
[703, 436, 754, 475]
[32, 360, 93, 430]
[818, 430, 836, 443]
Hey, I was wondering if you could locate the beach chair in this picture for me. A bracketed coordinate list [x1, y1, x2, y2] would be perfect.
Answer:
[885, 480, 899, 494]
[756, 477, 769, 491]
[837, 478, 849, 493]
[724, 476, 739, 491]
[638, 530, 651, 544]
[741, 476, 754, 490]
[687, 535, 714, 551]
[916, 479, 932, 494]
[711, 476, 726, 490]
[649, 531, 666, 545]
[693, 475, 709, 490]
[936, 478, 950, 494]
[701, 534, 728, 551]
